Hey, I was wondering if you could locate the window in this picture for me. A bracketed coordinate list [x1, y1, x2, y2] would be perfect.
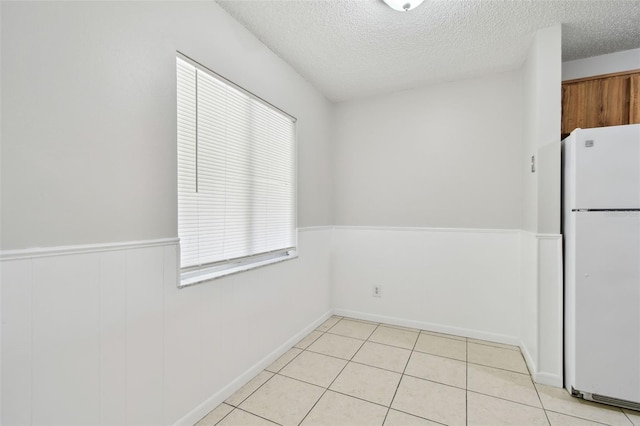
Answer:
[177, 54, 297, 287]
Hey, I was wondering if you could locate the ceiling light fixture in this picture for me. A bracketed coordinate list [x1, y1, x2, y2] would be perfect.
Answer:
[382, 0, 424, 12]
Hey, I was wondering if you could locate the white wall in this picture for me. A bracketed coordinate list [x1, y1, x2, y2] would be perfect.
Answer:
[0, 1, 333, 250]
[520, 25, 563, 386]
[330, 71, 525, 344]
[333, 70, 523, 229]
[1, 2, 333, 425]
[522, 26, 562, 235]
[522, 38, 539, 233]
[332, 227, 522, 344]
[562, 48, 640, 81]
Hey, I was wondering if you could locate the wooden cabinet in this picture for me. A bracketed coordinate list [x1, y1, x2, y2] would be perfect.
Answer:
[561, 70, 640, 136]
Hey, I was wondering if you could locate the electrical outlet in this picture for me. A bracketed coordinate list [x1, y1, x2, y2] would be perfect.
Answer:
[372, 285, 382, 297]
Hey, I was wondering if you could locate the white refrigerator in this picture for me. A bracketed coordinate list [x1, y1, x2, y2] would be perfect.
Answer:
[562, 123, 640, 410]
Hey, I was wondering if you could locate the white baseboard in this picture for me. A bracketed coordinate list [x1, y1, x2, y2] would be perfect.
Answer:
[533, 372, 563, 387]
[520, 340, 538, 378]
[334, 309, 521, 347]
[174, 309, 333, 426]
[519, 341, 562, 387]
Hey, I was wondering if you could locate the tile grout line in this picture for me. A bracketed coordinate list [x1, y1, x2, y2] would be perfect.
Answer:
[467, 389, 549, 411]
[210, 315, 616, 426]
[233, 406, 283, 425]
[465, 337, 468, 426]
[294, 329, 324, 350]
[544, 408, 623, 426]
[295, 318, 374, 425]
[270, 341, 308, 373]
[466, 360, 529, 375]
[421, 329, 520, 352]
[224, 367, 282, 409]
[366, 337, 420, 352]
[389, 408, 449, 426]
[467, 360, 532, 376]
[530, 371, 552, 426]
[466, 339, 520, 351]
[217, 318, 338, 425]
[210, 403, 234, 425]
[400, 371, 467, 392]
[544, 406, 616, 426]
[382, 325, 422, 425]
[623, 410, 635, 425]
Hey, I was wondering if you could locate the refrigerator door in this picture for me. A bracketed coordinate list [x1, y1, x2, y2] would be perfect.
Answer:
[574, 210, 640, 402]
[574, 124, 640, 209]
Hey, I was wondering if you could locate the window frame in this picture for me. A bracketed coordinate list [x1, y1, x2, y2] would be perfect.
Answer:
[176, 52, 298, 288]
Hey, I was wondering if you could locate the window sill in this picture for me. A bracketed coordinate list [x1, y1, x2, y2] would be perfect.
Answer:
[179, 250, 298, 288]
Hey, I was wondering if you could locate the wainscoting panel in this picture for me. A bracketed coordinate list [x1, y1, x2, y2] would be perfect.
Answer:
[536, 234, 563, 386]
[99, 250, 127, 426]
[31, 253, 101, 425]
[331, 227, 522, 344]
[125, 247, 165, 425]
[520, 231, 539, 377]
[1, 227, 563, 425]
[1, 229, 333, 426]
[519, 231, 563, 387]
[1, 259, 32, 426]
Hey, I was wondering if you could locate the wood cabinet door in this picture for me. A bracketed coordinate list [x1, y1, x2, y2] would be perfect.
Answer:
[562, 82, 587, 133]
[598, 75, 630, 127]
[562, 71, 639, 134]
[631, 74, 640, 124]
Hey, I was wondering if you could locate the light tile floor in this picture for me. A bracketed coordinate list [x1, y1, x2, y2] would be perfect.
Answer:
[196, 316, 639, 426]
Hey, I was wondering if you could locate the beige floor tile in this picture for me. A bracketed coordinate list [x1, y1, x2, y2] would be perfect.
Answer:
[316, 316, 341, 332]
[294, 330, 323, 349]
[265, 348, 302, 373]
[369, 325, 419, 349]
[225, 371, 274, 407]
[301, 390, 387, 426]
[405, 351, 466, 388]
[329, 362, 401, 406]
[624, 410, 640, 426]
[468, 337, 520, 351]
[196, 403, 233, 425]
[328, 318, 378, 340]
[382, 323, 421, 333]
[391, 375, 466, 426]
[467, 392, 549, 426]
[217, 409, 278, 426]
[536, 384, 633, 426]
[353, 341, 411, 373]
[279, 350, 347, 387]
[420, 329, 466, 341]
[383, 409, 441, 426]
[467, 342, 528, 374]
[467, 363, 541, 407]
[239, 375, 324, 426]
[414, 332, 466, 361]
[547, 411, 609, 426]
[307, 332, 364, 359]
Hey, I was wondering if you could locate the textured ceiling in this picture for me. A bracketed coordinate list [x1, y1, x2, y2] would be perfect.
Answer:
[217, 0, 640, 102]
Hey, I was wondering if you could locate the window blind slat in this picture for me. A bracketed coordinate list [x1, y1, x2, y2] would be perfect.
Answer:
[177, 56, 296, 270]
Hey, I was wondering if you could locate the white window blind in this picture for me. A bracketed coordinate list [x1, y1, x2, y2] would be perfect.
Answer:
[177, 55, 297, 277]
